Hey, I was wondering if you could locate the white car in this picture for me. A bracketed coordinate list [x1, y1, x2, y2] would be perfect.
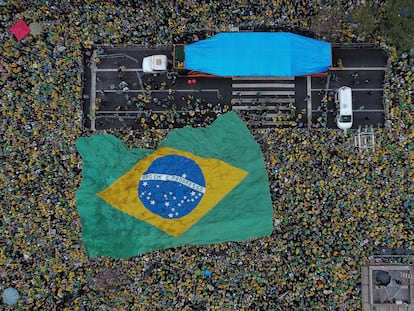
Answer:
[142, 55, 168, 73]
[335, 86, 353, 131]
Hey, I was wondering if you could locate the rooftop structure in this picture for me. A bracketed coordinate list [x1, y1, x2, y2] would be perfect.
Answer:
[362, 252, 414, 311]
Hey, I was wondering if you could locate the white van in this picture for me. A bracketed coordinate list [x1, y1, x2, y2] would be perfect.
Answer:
[335, 86, 353, 131]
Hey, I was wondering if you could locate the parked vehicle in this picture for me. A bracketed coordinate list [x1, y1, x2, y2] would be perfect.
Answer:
[335, 86, 353, 131]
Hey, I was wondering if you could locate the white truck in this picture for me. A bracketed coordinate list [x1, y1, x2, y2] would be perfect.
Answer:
[142, 55, 168, 73]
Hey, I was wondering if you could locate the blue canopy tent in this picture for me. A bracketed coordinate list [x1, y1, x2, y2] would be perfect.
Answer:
[184, 32, 332, 77]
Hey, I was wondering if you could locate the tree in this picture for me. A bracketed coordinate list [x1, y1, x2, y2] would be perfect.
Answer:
[310, 5, 346, 38]
[351, 3, 380, 38]
[352, 0, 414, 54]
[381, 0, 414, 53]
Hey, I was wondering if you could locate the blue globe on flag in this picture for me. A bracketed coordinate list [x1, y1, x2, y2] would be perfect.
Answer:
[138, 155, 206, 219]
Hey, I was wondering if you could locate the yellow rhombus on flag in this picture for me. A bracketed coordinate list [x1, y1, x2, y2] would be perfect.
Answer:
[98, 146, 248, 237]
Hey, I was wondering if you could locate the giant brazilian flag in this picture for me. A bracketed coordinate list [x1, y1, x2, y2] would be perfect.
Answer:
[76, 112, 273, 258]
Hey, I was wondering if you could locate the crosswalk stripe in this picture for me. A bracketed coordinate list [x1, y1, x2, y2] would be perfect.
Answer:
[232, 83, 295, 88]
[232, 98, 295, 104]
[232, 105, 293, 111]
[232, 76, 295, 81]
[232, 90, 295, 96]
[231, 76, 297, 128]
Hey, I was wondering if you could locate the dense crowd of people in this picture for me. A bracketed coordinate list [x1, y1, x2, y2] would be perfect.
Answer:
[1, 0, 413, 310]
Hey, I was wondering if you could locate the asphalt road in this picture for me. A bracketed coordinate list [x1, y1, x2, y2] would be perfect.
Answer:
[81, 43, 388, 131]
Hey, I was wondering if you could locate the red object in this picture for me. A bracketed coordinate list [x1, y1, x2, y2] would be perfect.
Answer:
[187, 79, 193, 85]
[10, 20, 31, 41]
[192, 79, 197, 84]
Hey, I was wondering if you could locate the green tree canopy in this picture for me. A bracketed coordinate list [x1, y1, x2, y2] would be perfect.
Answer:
[381, 0, 414, 53]
[352, 0, 414, 54]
